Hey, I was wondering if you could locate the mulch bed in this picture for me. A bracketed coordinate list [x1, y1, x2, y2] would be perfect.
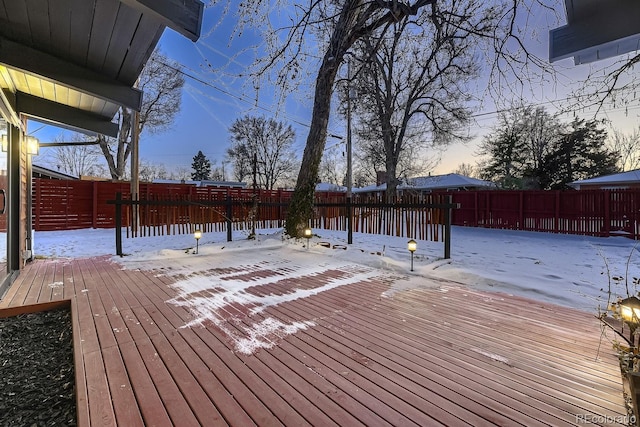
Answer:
[0, 308, 76, 426]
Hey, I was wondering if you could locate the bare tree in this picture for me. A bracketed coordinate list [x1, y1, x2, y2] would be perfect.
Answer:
[223, 0, 553, 236]
[51, 134, 105, 178]
[354, 134, 440, 185]
[170, 166, 192, 181]
[454, 163, 477, 178]
[139, 160, 169, 182]
[226, 142, 252, 182]
[349, 0, 497, 198]
[97, 50, 184, 179]
[607, 127, 640, 172]
[227, 115, 298, 190]
[319, 145, 346, 186]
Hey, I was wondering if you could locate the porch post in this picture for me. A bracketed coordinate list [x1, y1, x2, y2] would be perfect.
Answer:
[7, 124, 21, 271]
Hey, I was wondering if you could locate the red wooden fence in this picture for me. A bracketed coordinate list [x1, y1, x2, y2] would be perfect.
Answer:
[30, 179, 640, 240]
[451, 190, 640, 239]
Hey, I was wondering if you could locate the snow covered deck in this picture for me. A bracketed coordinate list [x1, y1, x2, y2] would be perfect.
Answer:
[0, 253, 629, 426]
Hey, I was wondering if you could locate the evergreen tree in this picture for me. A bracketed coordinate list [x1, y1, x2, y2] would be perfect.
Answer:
[479, 106, 564, 189]
[542, 118, 619, 189]
[478, 112, 529, 189]
[478, 107, 621, 189]
[191, 151, 211, 181]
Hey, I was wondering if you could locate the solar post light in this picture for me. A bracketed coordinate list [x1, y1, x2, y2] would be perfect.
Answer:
[303, 227, 312, 249]
[194, 229, 202, 254]
[407, 239, 417, 271]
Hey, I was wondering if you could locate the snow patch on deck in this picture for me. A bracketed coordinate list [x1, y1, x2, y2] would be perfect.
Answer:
[166, 256, 382, 355]
[471, 347, 511, 365]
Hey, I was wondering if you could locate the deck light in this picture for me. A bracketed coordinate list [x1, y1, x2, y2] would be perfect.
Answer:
[619, 296, 640, 346]
[194, 229, 202, 254]
[303, 227, 312, 249]
[408, 239, 417, 271]
[620, 296, 640, 325]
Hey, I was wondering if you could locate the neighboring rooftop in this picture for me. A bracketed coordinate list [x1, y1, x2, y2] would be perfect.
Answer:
[32, 164, 78, 181]
[354, 173, 495, 193]
[569, 169, 640, 189]
[315, 182, 347, 192]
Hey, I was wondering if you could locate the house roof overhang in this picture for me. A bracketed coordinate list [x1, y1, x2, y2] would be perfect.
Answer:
[0, 0, 203, 136]
[549, 0, 640, 65]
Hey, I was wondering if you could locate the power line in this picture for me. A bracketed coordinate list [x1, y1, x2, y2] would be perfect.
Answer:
[151, 58, 345, 140]
[152, 57, 640, 145]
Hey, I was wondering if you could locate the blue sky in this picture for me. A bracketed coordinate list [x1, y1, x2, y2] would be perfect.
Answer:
[31, 5, 318, 175]
[29, 3, 640, 176]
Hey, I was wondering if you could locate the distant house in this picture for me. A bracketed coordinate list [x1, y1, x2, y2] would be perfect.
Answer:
[315, 182, 347, 192]
[568, 170, 640, 190]
[354, 173, 495, 197]
[152, 179, 247, 188]
[32, 165, 78, 181]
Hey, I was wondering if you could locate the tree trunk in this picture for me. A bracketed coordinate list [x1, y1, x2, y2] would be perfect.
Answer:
[285, 55, 340, 237]
[98, 109, 133, 180]
[285, 1, 365, 237]
[284, 0, 432, 236]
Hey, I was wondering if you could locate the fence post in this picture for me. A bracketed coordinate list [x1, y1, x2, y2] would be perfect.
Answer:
[115, 192, 123, 257]
[226, 194, 233, 242]
[604, 191, 611, 237]
[34, 178, 41, 231]
[554, 191, 560, 234]
[92, 181, 98, 229]
[278, 190, 283, 228]
[519, 191, 524, 229]
[444, 195, 452, 259]
[347, 195, 353, 244]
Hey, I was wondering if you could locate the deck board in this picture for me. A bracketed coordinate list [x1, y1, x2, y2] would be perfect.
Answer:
[0, 254, 629, 426]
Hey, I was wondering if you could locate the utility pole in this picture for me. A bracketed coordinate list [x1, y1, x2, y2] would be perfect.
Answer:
[346, 60, 353, 244]
[250, 152, 257, 239]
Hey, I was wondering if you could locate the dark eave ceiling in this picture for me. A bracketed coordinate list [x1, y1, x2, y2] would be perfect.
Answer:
[0, 0, 203, 137]
[549, 0, 640, 65]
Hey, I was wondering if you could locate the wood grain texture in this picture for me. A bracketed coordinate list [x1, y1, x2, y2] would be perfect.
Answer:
[0, 255, 629, 426]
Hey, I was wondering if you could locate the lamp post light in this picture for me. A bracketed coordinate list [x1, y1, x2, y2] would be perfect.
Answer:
[407, 239, 417, 271]
[1, 135, 39, 155]
[26, 136, 39, 156]
[303, 227, 312, 249]
[194, 229, 202, 254]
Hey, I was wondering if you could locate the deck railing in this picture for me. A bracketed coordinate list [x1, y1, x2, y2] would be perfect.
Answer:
[108, 192, 457, 258]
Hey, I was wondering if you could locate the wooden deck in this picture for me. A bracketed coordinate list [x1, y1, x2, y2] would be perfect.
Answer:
[0, 253, 629, 426]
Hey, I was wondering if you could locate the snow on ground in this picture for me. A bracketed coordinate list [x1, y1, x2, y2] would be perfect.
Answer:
[31, 225, 640, 311]
[28, 225, 640, 353]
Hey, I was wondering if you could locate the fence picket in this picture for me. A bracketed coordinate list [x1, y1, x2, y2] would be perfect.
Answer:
[30, 179, 640, 241]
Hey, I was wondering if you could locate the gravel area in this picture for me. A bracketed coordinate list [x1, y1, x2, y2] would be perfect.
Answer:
[0, 308, 76, 426]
